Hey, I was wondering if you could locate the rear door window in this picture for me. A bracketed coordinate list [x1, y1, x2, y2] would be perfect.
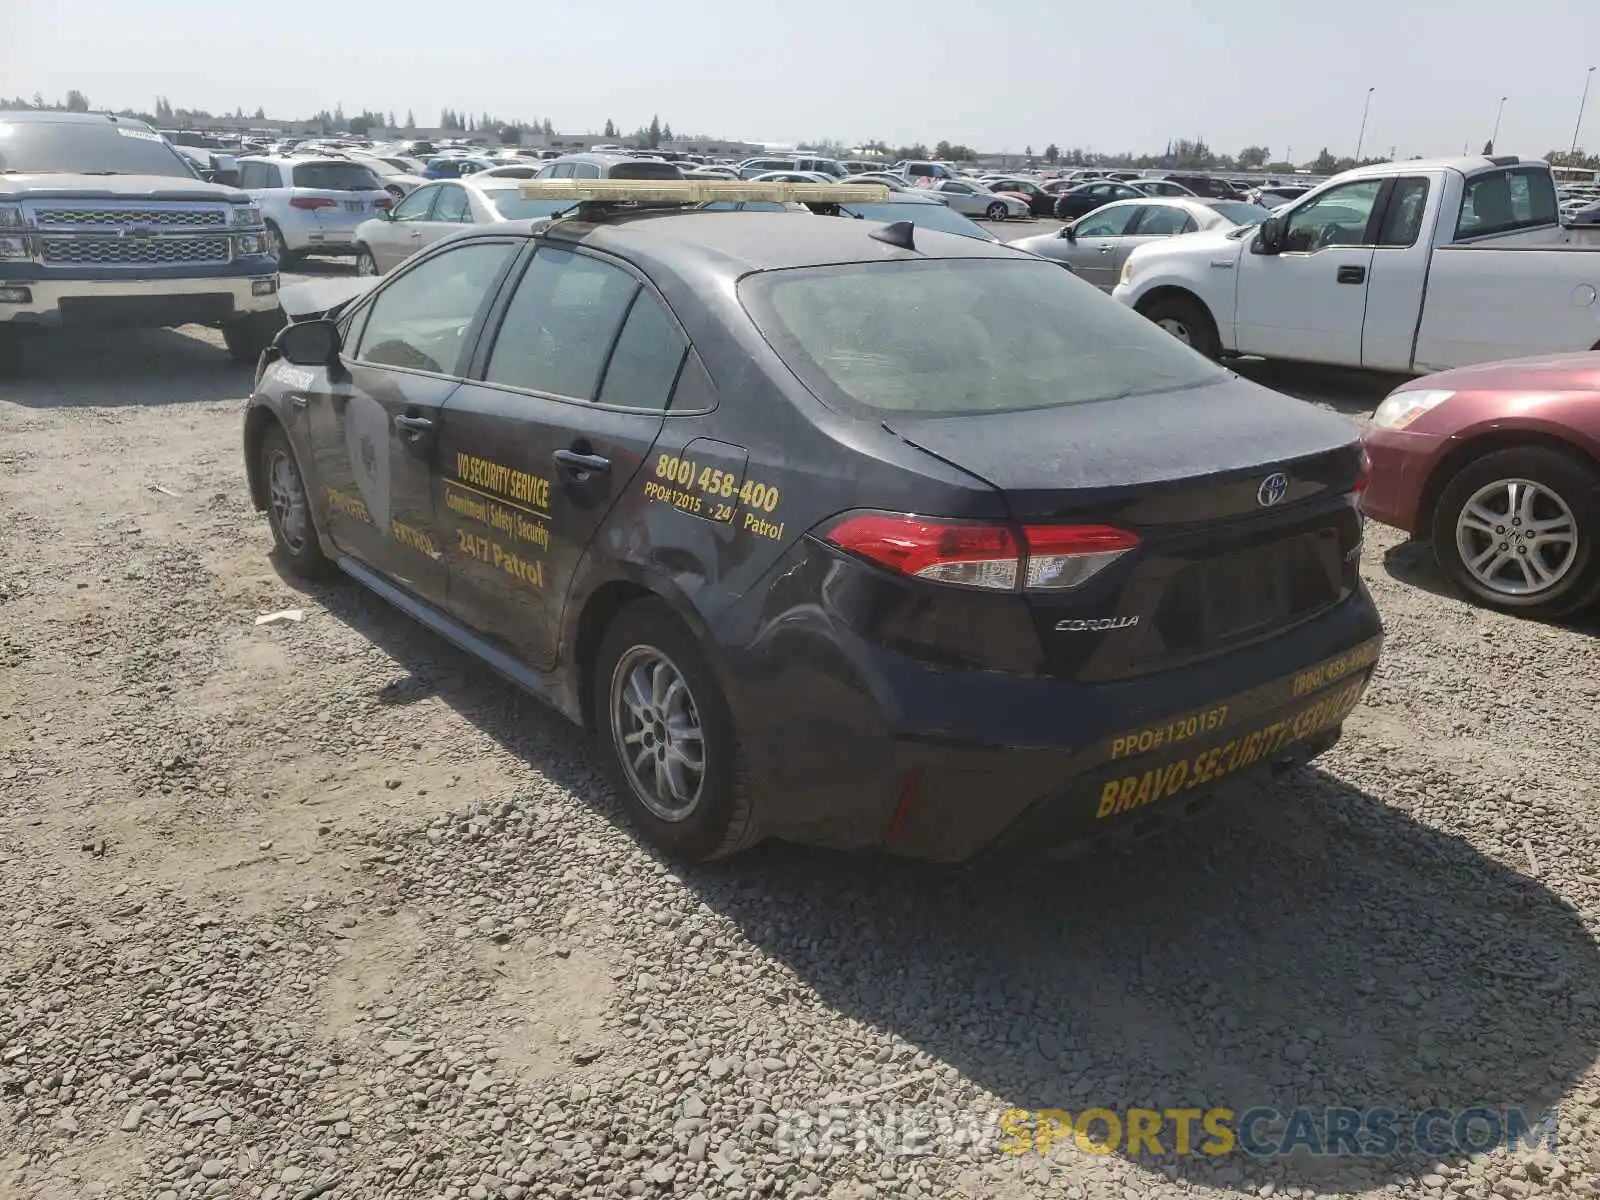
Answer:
[484, 248, 640, 399]
[1133, 205, 1196, 235]
[1455, 168, 1559, 240]
[432, 185, 470, 223]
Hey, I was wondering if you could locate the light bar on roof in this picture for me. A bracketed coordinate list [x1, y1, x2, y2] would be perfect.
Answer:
[516, 179, 890, 204]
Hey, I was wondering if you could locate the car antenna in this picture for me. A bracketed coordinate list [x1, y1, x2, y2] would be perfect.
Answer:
[869, 220, 916, 251]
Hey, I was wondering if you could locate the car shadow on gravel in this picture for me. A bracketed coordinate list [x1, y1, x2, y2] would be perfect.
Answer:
[1383, 538, 1600, 636]
[291, 562, 1600, 1195]
[0, 326, 252, 408]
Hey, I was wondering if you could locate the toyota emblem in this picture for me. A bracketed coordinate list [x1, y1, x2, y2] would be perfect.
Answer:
[1257, 472, 1290, 507]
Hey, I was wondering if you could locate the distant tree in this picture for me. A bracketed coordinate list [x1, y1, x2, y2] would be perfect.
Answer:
[1265, 160, 1296, 173]
[541, 118, 553, 136]
[933, 140, 952, 160]
[32, 92, 44, 109]
[254, 106, 266, 120]
[64, 90, 90, 112]
[500, 125, 521, 146]
[1044, 143, 1059, 164]
[1311, 147, 1339, 174]
[348, 115, 371, 136]
[603, 118, 616, 138]
[1024, 144, 1033, 160]
[387, 111, 396, 129]
[1237, 145, 1270, 169]
[1549, 148, 1600, 169]
[405, 108, 416, 129]
[648, 114, 662, 148]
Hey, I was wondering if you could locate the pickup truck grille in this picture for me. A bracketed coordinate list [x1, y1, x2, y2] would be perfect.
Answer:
[31, 207, 229, 229]
[39, 236, 233, 267]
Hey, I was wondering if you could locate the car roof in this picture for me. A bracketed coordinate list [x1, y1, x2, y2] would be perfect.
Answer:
[0, 109, 146, 125]
[547, 152, 653, 167]
[469, 210, 1022, 277]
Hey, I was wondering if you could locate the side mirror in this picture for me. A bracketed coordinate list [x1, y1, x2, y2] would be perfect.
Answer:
[1062, 224, 1077, 241]
[1256, 215, 1285, 255]
[275, 318, 341, 367]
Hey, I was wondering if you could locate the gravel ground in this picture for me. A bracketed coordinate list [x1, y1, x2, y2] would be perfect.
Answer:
[2, 299, 1599, 1200]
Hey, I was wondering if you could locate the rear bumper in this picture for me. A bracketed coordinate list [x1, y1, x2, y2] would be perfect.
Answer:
[722, 558, 1384, 862]
[1361, 426, 1448, 534]
[0, 274, 281, 328]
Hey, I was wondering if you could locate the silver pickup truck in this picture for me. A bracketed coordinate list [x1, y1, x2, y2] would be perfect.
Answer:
[0, 109, 281, 375]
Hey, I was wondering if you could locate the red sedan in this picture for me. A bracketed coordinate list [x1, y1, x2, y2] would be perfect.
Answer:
[1362, 352, 1600, 619]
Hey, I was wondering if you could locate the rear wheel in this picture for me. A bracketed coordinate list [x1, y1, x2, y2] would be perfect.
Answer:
[1140, 294, 1222, 360]
[593, 600, 756, 861]
[1431, 445, 1600, 619]
[260, 423, 334, 579]
[985, 200, 1008, 221]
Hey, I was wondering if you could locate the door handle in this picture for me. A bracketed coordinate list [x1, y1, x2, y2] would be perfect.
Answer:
[553, 449, 611, 475]
[393, 414, 434, 433]
[1337, 265, 1367, 284]
[1098, 246, 1115, 254]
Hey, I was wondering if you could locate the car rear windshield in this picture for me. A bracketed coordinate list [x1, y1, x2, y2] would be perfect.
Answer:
[292, 161, 381, 190]
[741, 258, 1223, 417]
[608, 161, 682, 180]
[0, 119, 196, 178]
[479, 188, 569, 220]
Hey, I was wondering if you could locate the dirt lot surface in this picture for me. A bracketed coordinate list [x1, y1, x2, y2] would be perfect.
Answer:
[2, 303, 1599, 1200]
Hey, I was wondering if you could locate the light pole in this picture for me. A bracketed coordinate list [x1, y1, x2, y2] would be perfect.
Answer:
[1491, 96, 1507, 149]
[1354, 87, 1375, 162]
[1574, 66, 1597, 158]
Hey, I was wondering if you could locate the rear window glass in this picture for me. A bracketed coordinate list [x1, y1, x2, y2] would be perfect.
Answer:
[1456, 168, 1559, 240]
[609, 160, 682, 180]
[1207, 201, 1272, 225]
[292, 162, 381, 190]
[741, 259, 1223, 417]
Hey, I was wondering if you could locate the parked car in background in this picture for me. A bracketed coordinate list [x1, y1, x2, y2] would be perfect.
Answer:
[171, 143, 241, 187]
[1132, 179, 1197, 197]
[830, 190, 1000, 242]
[926, 179, 1030, 220]
[1165, 173, 1251, 200]
[736, 156, 846, 180]
[0, 109, 280, 374]
[748, 171, 835, 185]
[536, 153, 684, 181]
[352, 177, 569, 274]
[1012, 198, 1270, 290]
[1363, 352, 1600, 618]
[422, 156, 493, 179]
[984, 177, 1056, 216]
[1053, 180, 1147, 221]
[1116, 156, 1600, 370]
[1253, 184, 1313, 207]
[347, 153, 427, 198]
[237, 155, 392, 266]
[840, 172, 912, 192]
[897, 160, 960, 184]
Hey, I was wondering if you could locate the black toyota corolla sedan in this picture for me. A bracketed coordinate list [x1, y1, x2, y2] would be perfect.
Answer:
[244, 197, 1382, 864]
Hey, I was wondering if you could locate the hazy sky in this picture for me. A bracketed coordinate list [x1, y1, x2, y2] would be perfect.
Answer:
[4, 0, 1598, 159]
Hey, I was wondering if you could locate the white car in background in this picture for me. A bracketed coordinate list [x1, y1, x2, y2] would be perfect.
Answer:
[926, 178, 1031, 221]
[236, 155, 392, 267]
[352, 177, 568, 275]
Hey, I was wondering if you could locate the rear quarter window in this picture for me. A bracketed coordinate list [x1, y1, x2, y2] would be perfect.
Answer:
[1455, 168, 1559, 240]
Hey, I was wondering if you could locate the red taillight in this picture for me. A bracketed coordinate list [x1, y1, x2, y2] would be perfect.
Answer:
[289, 196, 337, 210]
[374, 197, 393, 211]
[821, 512, 1139, 592]
[1353, 449, 1371, 494]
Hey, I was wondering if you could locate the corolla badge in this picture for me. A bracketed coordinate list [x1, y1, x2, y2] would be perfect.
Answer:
[1055, 616, 1140, 632]
[1257, 471, 1290, 507]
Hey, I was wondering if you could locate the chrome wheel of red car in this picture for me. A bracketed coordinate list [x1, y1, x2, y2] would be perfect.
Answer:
[1454, 477, 1579, 596]
[1432, 445, 1600, 619]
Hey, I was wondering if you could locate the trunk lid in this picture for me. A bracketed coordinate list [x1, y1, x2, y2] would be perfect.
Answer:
[884, 374, 1368, 681]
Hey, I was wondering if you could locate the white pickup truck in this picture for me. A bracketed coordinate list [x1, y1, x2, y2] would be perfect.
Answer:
[1112, 155, 1600, 373]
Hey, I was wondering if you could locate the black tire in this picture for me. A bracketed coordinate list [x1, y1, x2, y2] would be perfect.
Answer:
[1139, 293, 1222, 360]
[264, 221, 300, 270]
[1430, 445, 1600, 619]
[259, 422, 334, 579]
[223, 310, 284, 365]
[0, 327, 20, 378]
[354, 246, 379, 277]
[592, 599, 758, 861]
[985, 200, 1008, 221]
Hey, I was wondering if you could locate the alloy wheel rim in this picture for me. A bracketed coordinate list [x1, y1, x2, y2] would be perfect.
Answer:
[267, 449, 309, 554]
[1156, 317, 1193, 345]
[357, 252, 376, 276]
[264, 226, 282, 261]
[609, 646, 706, 823]
[1456, 477, 1579, 597]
